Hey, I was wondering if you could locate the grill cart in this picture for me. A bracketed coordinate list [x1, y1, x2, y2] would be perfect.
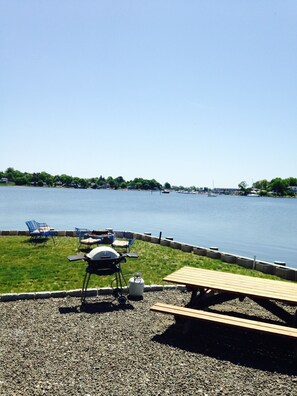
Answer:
[68, 246, 137, 305]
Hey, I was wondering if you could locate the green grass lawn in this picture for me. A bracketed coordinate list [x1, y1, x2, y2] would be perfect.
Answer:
[0, 236, 283, 293]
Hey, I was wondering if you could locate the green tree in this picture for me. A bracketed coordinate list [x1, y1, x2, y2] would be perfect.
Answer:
[38, 171, 53, 186]
[1, 167, 166, 192]
[104, 177, 114, 188]
[79, 178, 89, 189]
[269, 178, 288, 196]
[147, 179, 161, 190]
[253, 179, 268, 190]
[5, 168, 26, 183]
[286, 177, 297, 186]
[14, 175, 29, 185]
[59, 174, 73, 187]
[238, 181, 250, 195]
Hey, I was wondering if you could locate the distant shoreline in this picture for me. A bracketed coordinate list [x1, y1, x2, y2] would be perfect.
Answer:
[1, 184, 297, 199]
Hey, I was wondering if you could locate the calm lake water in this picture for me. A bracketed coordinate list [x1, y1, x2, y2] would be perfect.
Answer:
[1, 186, 296, 268]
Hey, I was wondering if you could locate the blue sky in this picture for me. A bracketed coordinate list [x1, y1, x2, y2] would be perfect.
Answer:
[1, 1, 296, 188]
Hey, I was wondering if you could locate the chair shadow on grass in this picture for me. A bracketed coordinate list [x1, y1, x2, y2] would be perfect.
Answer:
[23, 238, 55, 248]
[152, 315, 297, 376]
[24, 238, 49, 245]
[59, 300, 134, 315]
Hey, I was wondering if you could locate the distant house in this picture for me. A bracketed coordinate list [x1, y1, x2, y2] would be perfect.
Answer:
[0, 177, 8, 183]
[99, 183, 110, 189]
[289, 186, 297, 192]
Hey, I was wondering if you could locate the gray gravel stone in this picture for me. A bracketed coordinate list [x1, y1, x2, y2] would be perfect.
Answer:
[0, 290, 296, 395]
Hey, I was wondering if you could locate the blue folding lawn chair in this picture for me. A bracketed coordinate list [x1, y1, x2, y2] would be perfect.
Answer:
[26, 220, 56, 244]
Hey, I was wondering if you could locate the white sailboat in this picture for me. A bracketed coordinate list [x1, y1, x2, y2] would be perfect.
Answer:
[208, 181, 217, 197]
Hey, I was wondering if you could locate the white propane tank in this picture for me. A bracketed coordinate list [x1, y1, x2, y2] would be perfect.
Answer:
[128, 272, 144, 298]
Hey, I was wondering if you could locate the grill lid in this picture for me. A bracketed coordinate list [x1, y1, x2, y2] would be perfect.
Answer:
[86, 246, 120, 261]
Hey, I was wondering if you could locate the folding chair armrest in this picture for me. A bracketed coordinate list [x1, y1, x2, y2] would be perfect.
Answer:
[37, 222, 48, 228]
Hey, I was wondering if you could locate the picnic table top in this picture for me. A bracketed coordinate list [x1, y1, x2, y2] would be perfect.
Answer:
[163, 266, 297, 305]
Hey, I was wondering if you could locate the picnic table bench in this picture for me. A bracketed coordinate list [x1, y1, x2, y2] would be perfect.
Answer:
[150, 267, 297, 355]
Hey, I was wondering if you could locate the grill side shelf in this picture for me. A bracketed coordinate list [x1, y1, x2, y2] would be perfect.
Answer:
[67, 254, 86, 261]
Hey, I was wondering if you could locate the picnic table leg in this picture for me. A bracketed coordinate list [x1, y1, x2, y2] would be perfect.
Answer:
[186, 286, 199, 306]
[173, 286, 198, 331]
[288, 309, 297, 360]
[181, 287, 213, 334]
[186, 286, 211, 307]
[250, 297, 295, 325]
[186, 288, 238, 310]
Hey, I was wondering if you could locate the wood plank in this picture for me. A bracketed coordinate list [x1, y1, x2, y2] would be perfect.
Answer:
[163, 267, 297, 304]
[150, 302, 297, 339]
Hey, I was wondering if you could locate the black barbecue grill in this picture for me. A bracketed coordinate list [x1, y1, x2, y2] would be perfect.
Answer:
[68, 246, 136, 305]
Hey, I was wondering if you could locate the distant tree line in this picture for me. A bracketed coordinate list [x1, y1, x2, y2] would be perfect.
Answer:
[1, 168, 296, 197]
[0, 167, 164, 191]
[238, 177, 297, 197]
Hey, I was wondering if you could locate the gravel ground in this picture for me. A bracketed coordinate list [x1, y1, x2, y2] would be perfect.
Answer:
[0, 289, 297, 396]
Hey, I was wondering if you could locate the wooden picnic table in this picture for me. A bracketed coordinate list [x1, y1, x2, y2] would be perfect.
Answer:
[151, 266, 297, 350]
[163, 266, 297, 303]
[164, 266, 297, 324]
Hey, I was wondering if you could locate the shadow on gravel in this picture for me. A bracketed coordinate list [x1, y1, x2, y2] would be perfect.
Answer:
[152, 320, 297, 375]
[59, 301, 134, 315]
